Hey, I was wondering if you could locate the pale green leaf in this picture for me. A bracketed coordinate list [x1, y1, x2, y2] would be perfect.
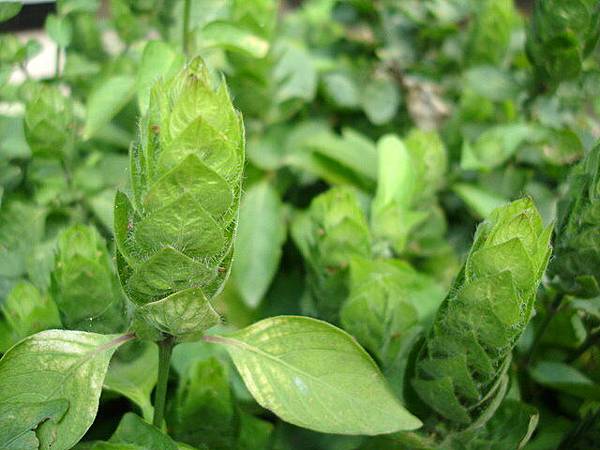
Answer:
[84, 75, 135, 139]
[0, 400, 68, 449]
[209, 315, 422, 435]
[361, 78, 400, 125]
[199, 21, 269, 58]
[137, 41, 184, 114]
[233, 181, 286, 308]
[45, 14, 73, 48]
[0, 331, 133, 450]
[453, 183, 508, 219]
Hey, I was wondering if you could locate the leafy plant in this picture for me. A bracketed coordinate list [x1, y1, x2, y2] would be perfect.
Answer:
[1, 0, 600, 448]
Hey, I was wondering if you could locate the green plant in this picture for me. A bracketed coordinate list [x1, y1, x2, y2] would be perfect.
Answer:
[1, 0, 600, 448]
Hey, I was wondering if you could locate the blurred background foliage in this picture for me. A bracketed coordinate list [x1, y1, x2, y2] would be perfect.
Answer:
[1, 0, 600, 448]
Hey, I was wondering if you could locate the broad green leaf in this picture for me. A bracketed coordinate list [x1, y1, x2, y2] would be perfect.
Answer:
[0, 281, 62, 352]
[83, 75, 135, 139]
[45, 14, 73, 48]
[137, 41, 184, 113]
[0, 2, 21, 22]
[0, 400, 68, 450]
[104, 341, 158, 421]
[0, 331, 133, 450]
[209, 315, 422, 435]
[233, 181, 286, 308]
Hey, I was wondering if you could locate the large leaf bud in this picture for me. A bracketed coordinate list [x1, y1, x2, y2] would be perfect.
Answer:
[411, 198, 552, 427]
[114, 57, 244, 340]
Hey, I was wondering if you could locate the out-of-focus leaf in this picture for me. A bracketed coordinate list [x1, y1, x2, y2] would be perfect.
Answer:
[0, 2, 21, 22]
[464, 66, 520, 102]
[322, 72, 360, 109]
[237, 411, 273, 450]
[83, 75, 135, 139]
[530, 362, 600, 401]
[461, 124, 533, 171]
[466, 0, 516, 65]
[171, 357, 236, 450]
[137, 41, 184, 114]
[51, 224, 128, 333]
[199, 21, 269, 58]
[233, 181, 286, 308]
[291, 187, 372, 322]
[0, 281, 61, 353]
[57, 0, 99, 15]
[45, 14, 73, 48]
[361, 77, 401, 125]
[0, 201, 46, 279]
[453, 183, 508, 219]
[24, 86, 74, 159]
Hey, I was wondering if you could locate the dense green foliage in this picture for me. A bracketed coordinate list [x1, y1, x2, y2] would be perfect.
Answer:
[1, 0, 600, 449]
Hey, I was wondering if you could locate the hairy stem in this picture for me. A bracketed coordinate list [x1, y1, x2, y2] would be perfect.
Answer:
[153, 336, 175, 428]
[182, 0, 191, 56]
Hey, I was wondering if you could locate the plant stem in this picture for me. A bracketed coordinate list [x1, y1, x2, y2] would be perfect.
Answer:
[182, 0, 191, 56]
[55, 45, 61, 80]
[525, 293, 564, 367]
[153, 336, 175, 428]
